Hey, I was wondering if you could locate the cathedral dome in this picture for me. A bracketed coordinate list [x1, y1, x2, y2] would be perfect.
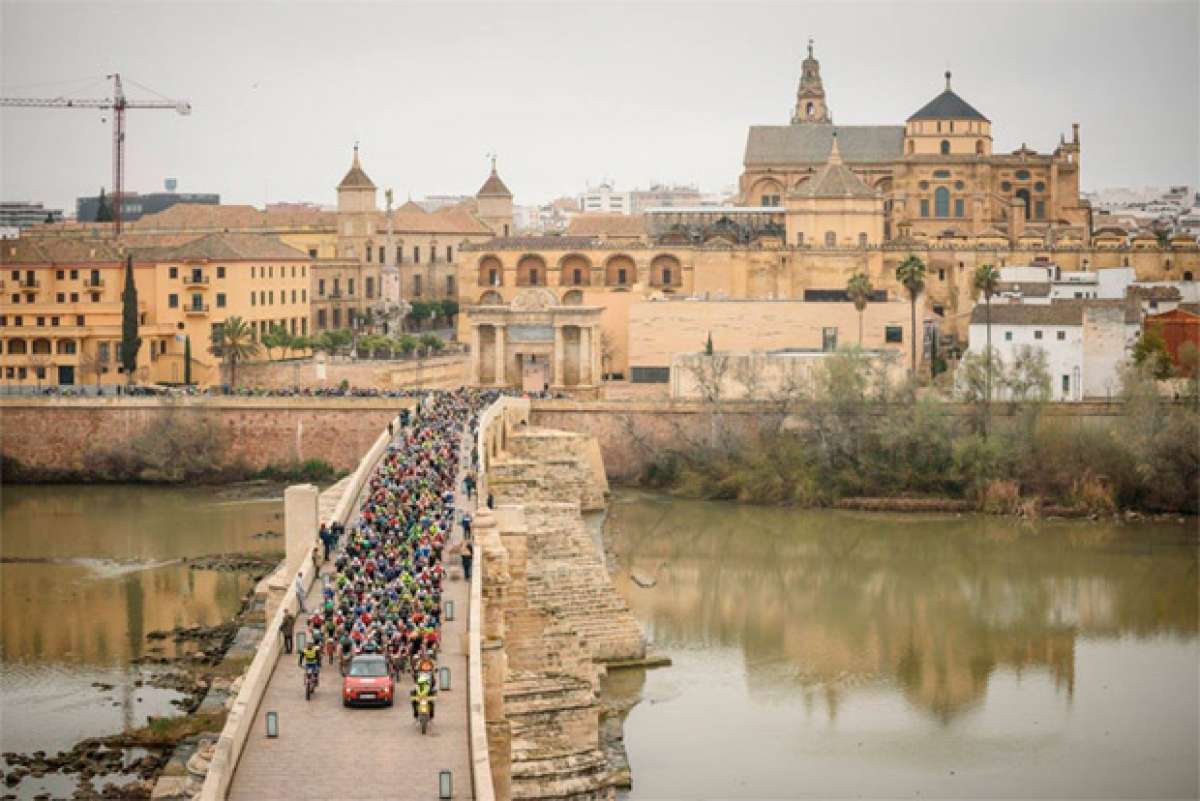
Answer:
[907, 72, 989, 122]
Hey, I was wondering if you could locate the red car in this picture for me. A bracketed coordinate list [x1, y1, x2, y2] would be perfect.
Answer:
[342, 654, 394, 707]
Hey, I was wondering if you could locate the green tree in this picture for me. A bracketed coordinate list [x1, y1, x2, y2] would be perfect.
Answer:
[261, 324, 292, 361]
[972, 262, 1000, 437]
[895, 255, 926, 377]
[1132, 326, 1174, 379]
[210, 316, 259, 387]
[704, 331, 714, 355]
[418, 333, 444, 355]
[94, 187, 113, 223]
[439, 299, 459, 323]
[184, 335, 192, 386]
[398, 334, 418, 356]
[119, 255, 141, 385]
[845, 272, 873, 346]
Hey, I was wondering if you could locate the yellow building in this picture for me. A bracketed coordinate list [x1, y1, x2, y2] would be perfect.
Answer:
[0, 233, 311, 387]
[741, 43, 1090, 244]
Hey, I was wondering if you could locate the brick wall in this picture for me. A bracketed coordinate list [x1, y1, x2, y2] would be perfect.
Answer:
[234, 354, 467, 390]
[0, 397, 414, 475]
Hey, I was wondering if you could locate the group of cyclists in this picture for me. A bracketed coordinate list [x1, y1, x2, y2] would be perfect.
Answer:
[297, 387, 496, 724]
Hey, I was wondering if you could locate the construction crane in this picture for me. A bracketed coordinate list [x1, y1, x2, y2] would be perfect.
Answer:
[1, 73, 191, 235]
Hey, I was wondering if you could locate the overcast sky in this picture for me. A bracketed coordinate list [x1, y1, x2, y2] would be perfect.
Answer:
[2, 1, 1197, 214]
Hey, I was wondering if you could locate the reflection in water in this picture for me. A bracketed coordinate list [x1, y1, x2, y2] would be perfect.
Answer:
[0, 484, 281, 755]
[608, 491, 1199, 799]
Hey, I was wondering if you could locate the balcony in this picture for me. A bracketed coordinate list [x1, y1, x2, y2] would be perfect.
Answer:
[16, 279, 40, 289]
[84, 278, 105, 289]
[185, 304, 210, 315]
[184, 274, 210, 288]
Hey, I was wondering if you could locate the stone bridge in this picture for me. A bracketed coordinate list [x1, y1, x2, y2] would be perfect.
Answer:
[190, 395, 646, 801]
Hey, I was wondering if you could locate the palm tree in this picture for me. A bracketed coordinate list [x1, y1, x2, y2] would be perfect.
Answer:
[895, 255, 926, 376]
[846, 273, 874, 346]
[973, 263, 1001, 437]
[211, 316, 259, 388]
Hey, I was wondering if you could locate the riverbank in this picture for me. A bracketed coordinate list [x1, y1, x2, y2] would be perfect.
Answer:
[1, 552, 279, 800]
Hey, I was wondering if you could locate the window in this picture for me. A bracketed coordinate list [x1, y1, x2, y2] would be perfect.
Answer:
[797, 232, 805, 246]
[529, 268, 539, 284]
[70, 293, 78, 302]
[69, 269, 78, 280]
[1004, 331, 1013, 341]
[413, 275, 422, 296]
[268, 266, 273, 278]
[191, 293, 204, 310]
[317, 309, 327, 329]
[1035, 201, 1045, 220]
[503, 224, 510, 236]
[291, 289, 297, 303]
[76, 315, 84, 326]
[13, 316, 21, 326]
[935, 187, 950, 217]
[573, 268, 583, 285]
[940, 140, 950, 155]
[169, 266, 178, 279]
[217, 266, 226, 279]
[168, 293, 178, 308]
[1034, 330, 1043, 340]
[36, 316, 45, 327]
[98, 342, 110, 362]
[348, 279, 355, 297]
[822, 327, 838, 352]
[0, 315, 5, 326]
[56, 292, 65, 303]
[9, 294, 17, 304]
[885, 326, 903, 343]
[51, 316, 59, 327]
[938, 268, 945, 281]
[366, 277, 375, 298]
[216, 293, 227, 308]
[446, 246, 453, 262]
[954, 198, 965, 217]
[333, 278, 340, 296]
[1062, 374, 1070, 395]
[431, 247, 437, 263]
[55, 269, 64, 280]
[662, 268, 672, 285]
[318, 279, 326, 296]
[920, 199, 930, 217]
[975, 139, 984, 155]
[618, 268, 627, 284]
[91, 292, 101, 303]
[366, 246, 372, 263]
[824, 231, 836, 247]
[378, 246, 385, 263]
[858, 233, 868, 248]
[396, 246, 403, 264]
[446, 275, 456, 296]
[1056, 330, 1065, 341]
[332, 308, 341, 328]
[251, 266, 257, 279]
[1015, 170, 1030, 181]
[1035, 182, 1045, 192]
[268, 291, 274, 305]
[251, 292, 256, 306]
[933, 170, 951, 178]
[413, 246, 420, 263]
[309, 248, 318, 259]
[302, 289, 306, 302]
[301, 318, 307, 335]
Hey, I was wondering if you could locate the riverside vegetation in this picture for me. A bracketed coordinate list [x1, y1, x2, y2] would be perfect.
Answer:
[642, 348, 1199, 515]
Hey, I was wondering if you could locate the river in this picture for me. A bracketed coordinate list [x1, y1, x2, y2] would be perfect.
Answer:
[0, 484, 282, 798]
[604, 490, 1199, 800]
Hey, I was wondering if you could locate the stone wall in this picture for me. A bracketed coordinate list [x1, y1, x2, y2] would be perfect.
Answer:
[476, 406, 645, 800]
[0, 397, 414, 475]
[234, 353, 467, 390]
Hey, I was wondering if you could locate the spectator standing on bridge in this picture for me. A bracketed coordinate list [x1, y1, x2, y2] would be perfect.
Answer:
[280, 609, 296, 653]
[294, 570, 308, 613]
[319, 524, 334, 561]
[460, 539, 474, 580]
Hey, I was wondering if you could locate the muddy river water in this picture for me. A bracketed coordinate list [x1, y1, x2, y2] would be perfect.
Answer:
[0, 483, 282, 797]
[604, 490, 1198, 800]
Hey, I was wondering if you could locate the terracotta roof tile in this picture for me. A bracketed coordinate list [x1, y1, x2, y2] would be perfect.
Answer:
[566, 214, 648, 238]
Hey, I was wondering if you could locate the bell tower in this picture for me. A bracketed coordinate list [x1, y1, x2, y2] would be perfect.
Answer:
[791, 39, 832, 124]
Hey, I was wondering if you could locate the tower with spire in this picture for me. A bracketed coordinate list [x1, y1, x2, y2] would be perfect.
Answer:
[476, 153, 514, 237]
[791, 39, 832, 124]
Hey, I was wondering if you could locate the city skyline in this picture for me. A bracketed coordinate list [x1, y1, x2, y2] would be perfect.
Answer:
[2, 1, 1198, 214]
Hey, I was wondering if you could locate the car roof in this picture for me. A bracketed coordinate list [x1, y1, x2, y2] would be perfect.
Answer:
[353, 654, 386, 662]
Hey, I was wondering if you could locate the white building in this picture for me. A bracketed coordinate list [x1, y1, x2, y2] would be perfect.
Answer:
[965, 300, 1140, 401]
[579, 183, 632, 215]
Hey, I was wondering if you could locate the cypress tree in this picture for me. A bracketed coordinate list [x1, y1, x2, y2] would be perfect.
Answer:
[119, 255, 141, 385]
[94, 188, 113, 223]
[184, 335, 192, 386]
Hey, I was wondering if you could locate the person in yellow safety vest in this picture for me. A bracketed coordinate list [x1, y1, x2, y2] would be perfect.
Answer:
[410, 678, 436, 720]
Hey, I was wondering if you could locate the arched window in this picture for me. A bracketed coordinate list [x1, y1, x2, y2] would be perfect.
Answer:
[824, 231, 836, 247]
[934, 187, 950, 218]
[605, 255, 635, 287]
[478, 290, 503, 305]
[560, 254, 591, 286]
[478, 256, 502, 287]
[806, 102, 814, 117]
[975, 139, 984, 155]
[650, 254, 682, 287]
[56, 339, 76, 355]
[1015, 189, 1031, 220]
[8, 339, 27, 355]
[31, 338, 52, 354]
[940, 140, 950, 155]
[517, 255, 546, 286]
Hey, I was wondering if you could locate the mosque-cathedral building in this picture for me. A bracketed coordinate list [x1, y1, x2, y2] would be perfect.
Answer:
[457, 45, 1198, 387]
